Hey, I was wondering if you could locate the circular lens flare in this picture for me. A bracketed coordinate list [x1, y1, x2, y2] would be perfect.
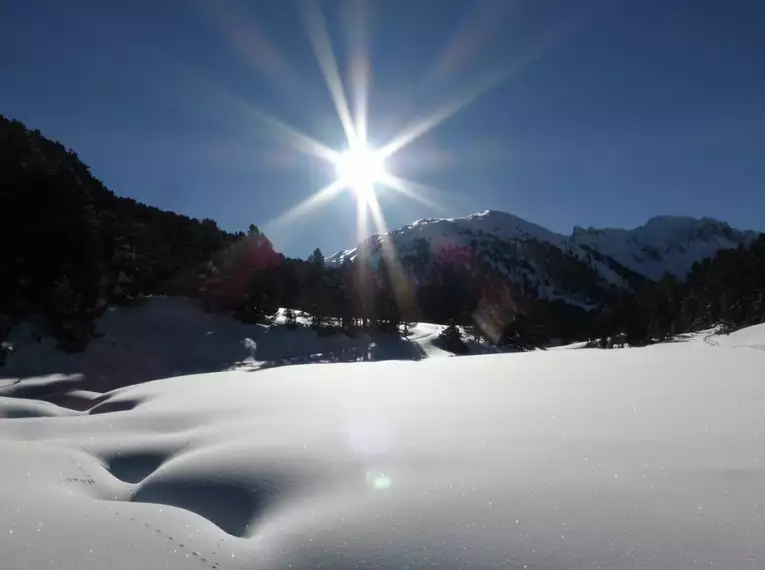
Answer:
[335, 145, 386, 200]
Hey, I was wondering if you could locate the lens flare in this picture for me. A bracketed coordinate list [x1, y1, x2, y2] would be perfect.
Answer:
[366, 471, 393, 491]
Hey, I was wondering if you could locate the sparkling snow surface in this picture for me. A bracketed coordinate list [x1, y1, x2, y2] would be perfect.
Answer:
[3, 325, 765, 569]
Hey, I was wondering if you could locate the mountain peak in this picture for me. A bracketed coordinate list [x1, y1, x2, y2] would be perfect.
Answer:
[571, 215, 756, 279]
[329, 209, 757, 284]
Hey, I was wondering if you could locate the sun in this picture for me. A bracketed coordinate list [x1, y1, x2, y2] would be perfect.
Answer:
[334, 144, 386, 201]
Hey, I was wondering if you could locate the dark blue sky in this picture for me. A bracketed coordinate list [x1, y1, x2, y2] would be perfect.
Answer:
[3, 0, 764, 257]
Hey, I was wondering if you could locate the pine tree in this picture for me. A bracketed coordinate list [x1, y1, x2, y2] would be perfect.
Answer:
[308, 248, 325, 267]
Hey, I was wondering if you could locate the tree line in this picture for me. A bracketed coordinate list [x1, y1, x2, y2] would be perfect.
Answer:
[2, 113, 764, 354]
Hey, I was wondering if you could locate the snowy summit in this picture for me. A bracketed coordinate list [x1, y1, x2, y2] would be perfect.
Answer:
[327, 209, 757, 308]
[330, 209, 756, 280]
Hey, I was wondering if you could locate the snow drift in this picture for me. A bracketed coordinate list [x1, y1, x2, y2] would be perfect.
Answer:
[2, 326, 765, 569]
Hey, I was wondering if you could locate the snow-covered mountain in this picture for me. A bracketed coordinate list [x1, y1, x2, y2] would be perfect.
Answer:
[571, 215, 758, 280]
[327, 210, 757, 307]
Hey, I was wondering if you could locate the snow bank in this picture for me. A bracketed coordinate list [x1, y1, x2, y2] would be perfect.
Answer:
[2, 335, 765, 569]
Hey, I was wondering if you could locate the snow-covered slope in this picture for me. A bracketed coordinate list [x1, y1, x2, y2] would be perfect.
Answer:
[0, 299, 429, 391]
[327, 210, 567, 266]
[1, 298, 511, 391]
[2, 326, 765, 569]
[328, 211, 756, 302]
[572, 215, 758, 280]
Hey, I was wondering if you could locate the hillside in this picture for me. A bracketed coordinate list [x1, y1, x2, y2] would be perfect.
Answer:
[0, 114, 247, 350]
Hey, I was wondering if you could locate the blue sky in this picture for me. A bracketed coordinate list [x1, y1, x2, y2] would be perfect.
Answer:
[2, 0, 764, 258]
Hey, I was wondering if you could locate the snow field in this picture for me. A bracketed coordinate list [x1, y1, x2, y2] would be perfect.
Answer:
[2, 326, 765, 568]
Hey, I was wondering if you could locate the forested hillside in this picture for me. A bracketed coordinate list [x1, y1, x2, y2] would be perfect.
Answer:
[0, 115, 243, 349]
[2, 114, 764, 356]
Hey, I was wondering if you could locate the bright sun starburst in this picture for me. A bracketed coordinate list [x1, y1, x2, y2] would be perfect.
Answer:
[221, 0, 558, 336]
[256, 0, 527, 247]
[333, 144, 386, 203]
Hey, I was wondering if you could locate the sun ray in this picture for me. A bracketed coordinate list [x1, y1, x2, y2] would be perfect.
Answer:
[210, 79, 339, 162]
[299, 0, 358, 148]
[238, 101, 341, 163]
[205, 0, 299, 89]
[349, 56, 369, 147]
[129, 40, 339, 165]
[366, 190, 390, 238]
[379, 68, 507, 160]
[264, 178, 346, 233]
[378, 9, 590, 161]
[427, 0, 519, 82]
[203, 86, 341, 163]
[356, 190, 370, 243]
[366, 192, 412, 313]
[380, 173, 447, 213]
[345, 0, 370, 145]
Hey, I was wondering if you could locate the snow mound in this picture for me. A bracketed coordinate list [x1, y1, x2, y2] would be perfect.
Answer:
[2, 333, 765, 569]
